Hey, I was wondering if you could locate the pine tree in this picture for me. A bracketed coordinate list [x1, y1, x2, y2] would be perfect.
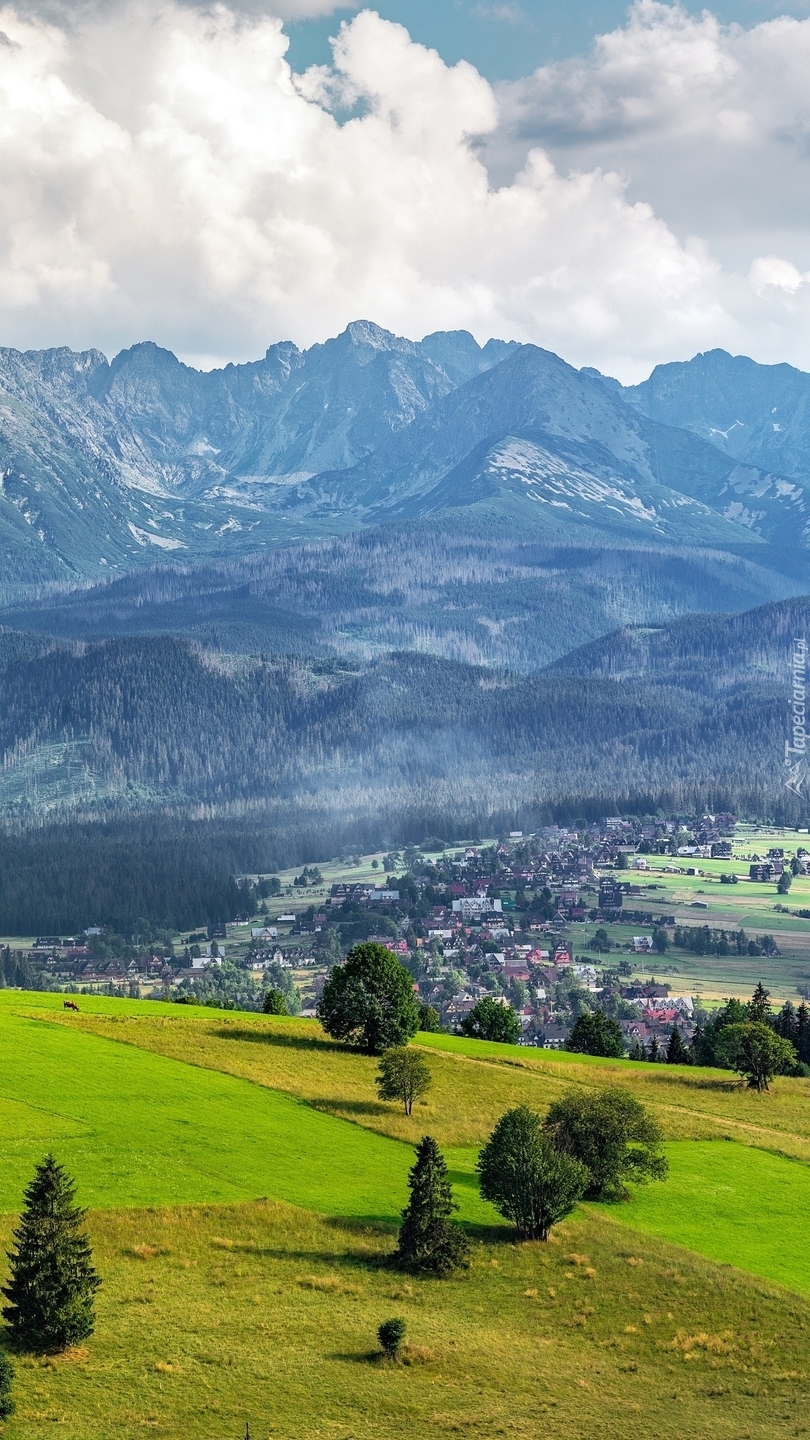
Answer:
[0, 1354, 14, 1418]
[748, 982, 771, 1024]
[646, 1034, 661, 1062]
[2, 1155, 101, 1351]
[396, 1136, 470, 1275]
[666, 1026, 689, 1065]
[797, 1003, 810, 1064]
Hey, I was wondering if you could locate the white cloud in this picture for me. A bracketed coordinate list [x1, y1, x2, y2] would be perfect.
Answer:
[0, 1, 736, 379]
[749, 255, 810, 294]
[0, 0, 804, 381]
[491, 0, 810, 369]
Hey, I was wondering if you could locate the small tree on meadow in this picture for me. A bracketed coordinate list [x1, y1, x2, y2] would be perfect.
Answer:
[318, 943, 420, 1055]
[262, 988, 288, 1016]
[396, 1136, 470, 1274]
[2, 1156, 101, 1351]
[716, 1022, 796, 1091]
[460, 997, 521, 1044]
[544, 1089, 667, 1201]
[378, 1318, 406, 1358]
[377, 1047, 432, 1115]
[567, 1009, 625, 1058]
[477, 1107, 588, 1240]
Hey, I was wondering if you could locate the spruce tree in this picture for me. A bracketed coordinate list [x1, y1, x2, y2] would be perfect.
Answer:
[748, 982, 771, 1024]
[2, 1155, 101, 1351]
[666, 1026, 689, 1065]
[396, 1136, 470, 1274]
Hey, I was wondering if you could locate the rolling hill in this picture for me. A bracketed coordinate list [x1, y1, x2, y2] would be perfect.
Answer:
[0, 992, 807, 1439]
[0, 596, 802, 828]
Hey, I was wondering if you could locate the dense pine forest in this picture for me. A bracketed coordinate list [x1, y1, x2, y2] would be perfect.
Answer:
[0, 632, 792, 823]
[0, 523, 798, 672]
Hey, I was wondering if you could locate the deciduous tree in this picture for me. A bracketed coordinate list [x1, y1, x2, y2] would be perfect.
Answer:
[262, 988, 287, 1016]
[477, 1107, 588, 1240]
[460, 996, 521, 1044]
[376, 1048, 432, 1115]
[715, 1022, 796, 1091]
[544, 1089, 668, 1201]
[318, 943, 420, 1055]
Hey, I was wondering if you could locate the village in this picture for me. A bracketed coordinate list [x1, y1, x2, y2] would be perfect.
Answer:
[4, 811, 808, 1056]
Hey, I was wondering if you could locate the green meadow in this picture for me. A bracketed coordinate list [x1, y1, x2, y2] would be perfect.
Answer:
[0, 992, 810, 1435]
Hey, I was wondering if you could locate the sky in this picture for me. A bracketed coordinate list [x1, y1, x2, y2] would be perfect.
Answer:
[2, 0, 810, 379]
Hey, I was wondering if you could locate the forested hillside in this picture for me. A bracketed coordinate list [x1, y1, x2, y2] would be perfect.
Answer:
[0, 523, 799, 672]
[547, 595, 810, 689]
[0, 627, 795, 830]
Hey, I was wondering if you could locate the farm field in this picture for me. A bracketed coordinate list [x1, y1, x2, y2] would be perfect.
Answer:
[1, 993, 810, 1435]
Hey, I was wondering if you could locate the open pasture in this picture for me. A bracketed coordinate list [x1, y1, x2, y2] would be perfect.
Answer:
[4, 1198, 810, 1440]
[0, 994, 809, 1436]
[2, 995, 810, 1284]
[46, 999, 810, 1161]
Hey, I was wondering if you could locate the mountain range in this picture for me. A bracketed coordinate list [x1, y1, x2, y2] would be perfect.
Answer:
[5, 321, 810, 603]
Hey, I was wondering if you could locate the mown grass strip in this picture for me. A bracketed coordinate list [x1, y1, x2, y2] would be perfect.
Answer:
[602, 1140, 810, 1295]
[0, 1009, 497, 1222]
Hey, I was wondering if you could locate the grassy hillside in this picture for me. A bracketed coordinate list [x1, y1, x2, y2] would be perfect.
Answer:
[1, 993, 810, 1436]
[48, 1003, 810, 1161]
[6, 1198, 810, 1440]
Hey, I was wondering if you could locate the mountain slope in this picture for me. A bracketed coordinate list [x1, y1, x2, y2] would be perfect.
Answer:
[281, 344, 797, 548]
[623, 348, 810, 484]
[0, 630, 793, 826]
[1, 326, 810, 598]
[0, 324, 516, 590]
[0, 523, 801, 673]
[545, 593, 810, 692]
